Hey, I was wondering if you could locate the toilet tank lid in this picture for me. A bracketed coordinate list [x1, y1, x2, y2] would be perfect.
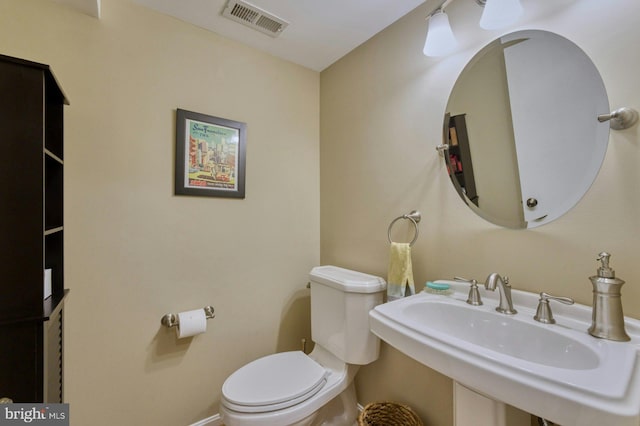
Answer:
[309, 266, 386, 293]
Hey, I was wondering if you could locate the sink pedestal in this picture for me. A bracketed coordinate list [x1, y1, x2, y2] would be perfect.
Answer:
[454, 383, 529, 426]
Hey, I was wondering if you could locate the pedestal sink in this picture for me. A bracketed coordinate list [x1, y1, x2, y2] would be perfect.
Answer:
[369, 280, 640, 426]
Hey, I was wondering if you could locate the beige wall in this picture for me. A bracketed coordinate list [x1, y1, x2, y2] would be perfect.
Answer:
[0, 0, 319, 424]
[3, 0, 640, 424]
[321, 0, 640, 425]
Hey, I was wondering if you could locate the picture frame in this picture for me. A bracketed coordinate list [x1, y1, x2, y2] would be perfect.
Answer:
[175, 108, 246, 198]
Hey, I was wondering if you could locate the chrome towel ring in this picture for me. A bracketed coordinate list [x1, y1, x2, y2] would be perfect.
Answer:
[387, 210, 421, 247]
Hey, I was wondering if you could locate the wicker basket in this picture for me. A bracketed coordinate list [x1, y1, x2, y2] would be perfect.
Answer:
[358, 401, 424, 426]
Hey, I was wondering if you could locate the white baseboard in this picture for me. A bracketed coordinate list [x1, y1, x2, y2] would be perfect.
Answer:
[188, 413, 223, 426]
[189, 404, 364, 426]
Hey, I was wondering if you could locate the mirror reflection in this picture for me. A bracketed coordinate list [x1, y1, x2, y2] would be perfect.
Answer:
[444, 30, 610, 228]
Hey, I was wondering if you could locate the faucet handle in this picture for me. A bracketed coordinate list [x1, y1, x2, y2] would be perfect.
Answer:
[534, 292, 574, 324]
[454, 276, 483, 306]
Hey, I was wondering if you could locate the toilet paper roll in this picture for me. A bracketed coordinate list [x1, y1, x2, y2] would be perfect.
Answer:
[176, 309, 207, 338]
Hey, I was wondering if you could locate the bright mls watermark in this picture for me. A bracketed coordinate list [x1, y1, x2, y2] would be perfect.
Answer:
[0, 404, 68, 425]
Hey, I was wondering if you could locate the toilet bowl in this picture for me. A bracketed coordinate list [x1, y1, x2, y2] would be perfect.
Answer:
[220, 346, 358, 426]
[220, 266, 386, 426]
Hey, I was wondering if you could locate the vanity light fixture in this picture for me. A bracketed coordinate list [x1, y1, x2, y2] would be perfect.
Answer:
[423, 7, 458, 56]
[423, 0, 524, 57]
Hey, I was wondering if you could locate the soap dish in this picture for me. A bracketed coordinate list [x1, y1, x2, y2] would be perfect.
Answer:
[423, 281, 452, 295]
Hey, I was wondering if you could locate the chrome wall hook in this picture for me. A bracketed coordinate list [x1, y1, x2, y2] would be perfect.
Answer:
[435, 144, 450, 156]
[598, 107, 639, 130]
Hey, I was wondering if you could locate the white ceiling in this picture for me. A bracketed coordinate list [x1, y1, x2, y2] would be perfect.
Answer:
[54, 0, 426, 71]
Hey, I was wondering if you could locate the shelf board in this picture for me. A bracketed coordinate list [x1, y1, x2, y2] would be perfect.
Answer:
[44, 226, 63, 236]
[0, 289, 69, 325]
[44, 149, 63, 165]
[43, 289, 69, 321]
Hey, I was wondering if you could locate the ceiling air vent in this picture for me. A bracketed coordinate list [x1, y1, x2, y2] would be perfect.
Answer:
[222, 0, 289, 38]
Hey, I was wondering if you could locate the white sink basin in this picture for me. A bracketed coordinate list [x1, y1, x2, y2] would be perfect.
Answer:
[369, 280, 640, 426]
[403, 301, 600, 370]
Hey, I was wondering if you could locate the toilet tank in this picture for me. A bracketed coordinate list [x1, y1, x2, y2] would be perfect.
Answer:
[309, 266, 386, 365]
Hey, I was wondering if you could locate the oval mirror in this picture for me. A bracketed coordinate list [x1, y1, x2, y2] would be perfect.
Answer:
[444, 30, 610, 228]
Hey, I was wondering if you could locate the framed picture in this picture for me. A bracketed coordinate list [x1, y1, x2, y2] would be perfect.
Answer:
[175, 108, 246, 198]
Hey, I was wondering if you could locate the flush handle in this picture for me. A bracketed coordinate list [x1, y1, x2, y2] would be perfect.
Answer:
[526, 198, 538, 208]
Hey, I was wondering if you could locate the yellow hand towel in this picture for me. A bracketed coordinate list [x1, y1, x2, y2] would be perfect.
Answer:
[387, 242, 415, 301]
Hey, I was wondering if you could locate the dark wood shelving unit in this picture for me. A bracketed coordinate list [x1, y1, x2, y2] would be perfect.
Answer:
[0, 54, 69, 403]
[446, 113, 479, 206]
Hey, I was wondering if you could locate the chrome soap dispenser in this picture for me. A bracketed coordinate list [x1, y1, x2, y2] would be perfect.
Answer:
[588, 252, 630, 341]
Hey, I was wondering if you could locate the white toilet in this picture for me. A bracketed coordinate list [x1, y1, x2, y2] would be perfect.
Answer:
[220, 265, 386, 426]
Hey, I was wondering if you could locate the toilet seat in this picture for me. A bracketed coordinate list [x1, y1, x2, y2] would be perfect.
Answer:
[222, 351, 328, 413]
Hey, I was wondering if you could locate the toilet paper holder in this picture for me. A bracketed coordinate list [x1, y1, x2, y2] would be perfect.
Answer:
[161, 306, 215, 328]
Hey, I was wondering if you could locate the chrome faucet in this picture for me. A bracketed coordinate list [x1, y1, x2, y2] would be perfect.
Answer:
[454, 276, 483, 306]
[484, 273, 517, 315]
[534, 292, 574, 324]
